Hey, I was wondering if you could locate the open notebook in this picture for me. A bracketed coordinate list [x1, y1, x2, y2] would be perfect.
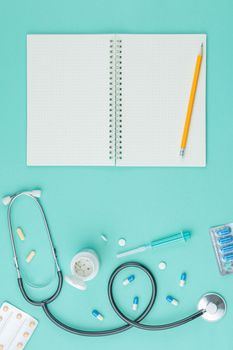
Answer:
[27, 34, 206, 166]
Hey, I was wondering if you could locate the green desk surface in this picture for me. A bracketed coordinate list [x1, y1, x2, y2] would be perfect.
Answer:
[0, 0, 233, 349]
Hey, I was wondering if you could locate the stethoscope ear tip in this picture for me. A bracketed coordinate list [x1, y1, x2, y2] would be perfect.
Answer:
[2, 195, 12, 206]
[2, 189, 42, 206]
[31, 190, 42, 198]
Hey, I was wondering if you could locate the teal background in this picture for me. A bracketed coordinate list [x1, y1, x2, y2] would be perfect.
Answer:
[0, 0, 233, 349]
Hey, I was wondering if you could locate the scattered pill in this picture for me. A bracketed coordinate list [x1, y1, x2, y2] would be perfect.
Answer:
[26, 250, 36, 263]
[3, 306, 9, 312]
[23, 332, 29, 338]
[118, 238, 126, 247]
[218, 236, 233, 245]
[123, 274, 135, 286]
[92, 309, 104, 321]
[179, 272, 187, 287]
[100, 234, 108, 242]
[16, 313, 22, 320]
[158, 261, 167, 270]
[216, 226, 231, 236]
[132, 296, 139, 311]
[166, 295, 179, 306]
[16, 227, 25, 241]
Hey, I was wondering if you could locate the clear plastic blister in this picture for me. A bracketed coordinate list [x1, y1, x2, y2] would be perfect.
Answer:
[0, 302, 38, 350]
[209, 223, 233, 275]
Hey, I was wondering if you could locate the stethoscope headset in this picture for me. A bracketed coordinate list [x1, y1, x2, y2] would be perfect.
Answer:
[2, 189, 226, 337]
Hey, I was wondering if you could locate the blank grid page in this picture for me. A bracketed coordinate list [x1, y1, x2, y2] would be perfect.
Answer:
[118, 34, 206, 166]
[27, 34, 112, 166]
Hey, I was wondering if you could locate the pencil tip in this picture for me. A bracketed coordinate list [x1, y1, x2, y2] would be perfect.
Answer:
[200, 43, 203, 55]
[180, 149, 185, 157]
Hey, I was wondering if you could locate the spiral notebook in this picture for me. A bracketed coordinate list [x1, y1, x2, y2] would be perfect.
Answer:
[27, 34, 206, 166]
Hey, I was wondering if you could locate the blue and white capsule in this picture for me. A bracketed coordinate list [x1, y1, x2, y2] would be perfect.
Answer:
[132, 296, 139, 311]
[166, 295, 179, 306]
[179, 272, 187, 287]
[216, 226, 231, 236]
[92, 309, 104, 321]
[222, 254, 233, 262]
[218, 236, 233, 245]
[123, 274, 135, 286]
[220, 245, 233, 254]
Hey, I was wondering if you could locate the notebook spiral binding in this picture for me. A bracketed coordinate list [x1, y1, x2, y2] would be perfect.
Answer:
[115, 39, 123, 161]
[109, 40, 114, 160]
[109, 38, 122, 161]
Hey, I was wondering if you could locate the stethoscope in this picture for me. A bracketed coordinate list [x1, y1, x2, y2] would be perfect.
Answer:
[2, 189, 227, 337]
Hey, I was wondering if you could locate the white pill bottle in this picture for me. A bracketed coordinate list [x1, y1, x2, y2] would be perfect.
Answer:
[65, 249, 100, 291]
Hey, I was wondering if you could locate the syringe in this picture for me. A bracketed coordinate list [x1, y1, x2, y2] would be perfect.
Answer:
[116, 231, 191, 258]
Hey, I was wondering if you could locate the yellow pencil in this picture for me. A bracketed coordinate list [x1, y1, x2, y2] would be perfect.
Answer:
[180, 43, 203, 156]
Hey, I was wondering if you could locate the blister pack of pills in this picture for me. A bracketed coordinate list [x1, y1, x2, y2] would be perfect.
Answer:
[0, 302, 38, 350]
[209, 223, 233, 275]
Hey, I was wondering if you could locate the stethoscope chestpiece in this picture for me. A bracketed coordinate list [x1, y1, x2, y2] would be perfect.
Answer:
[197, 293, 226, 322]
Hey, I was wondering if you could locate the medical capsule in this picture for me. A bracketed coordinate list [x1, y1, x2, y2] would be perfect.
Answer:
[220, 245, 233, 254]
[218, 236, 233, 245]
[223, 253, 233, 262]
[16, 227, 25, 241]
[92, 309, 104, 321]
[26, 250, 36, 263]
[132, 296, 139, 311]
[179, 272, 187, 287]
[166, 295, 179, 306]
[216, 226, 231, 236]
[123, 274, 135, 286]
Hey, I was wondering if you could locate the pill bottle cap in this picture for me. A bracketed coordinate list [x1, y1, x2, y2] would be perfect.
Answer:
[64, 275, 87, 291]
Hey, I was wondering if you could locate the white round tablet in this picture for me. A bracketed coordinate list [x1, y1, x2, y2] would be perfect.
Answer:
[118, 238, 126, 247]
[158, 261, 167, 270]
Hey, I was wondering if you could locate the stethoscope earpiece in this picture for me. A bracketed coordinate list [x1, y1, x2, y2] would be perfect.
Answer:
[2, 195, 12, 206]
[2, 189, 42, 207]
[30, 190, 42, 198]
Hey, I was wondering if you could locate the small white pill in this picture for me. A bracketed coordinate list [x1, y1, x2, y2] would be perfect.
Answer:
[118, 238, 126, 247]
[158, 261, 167, 270]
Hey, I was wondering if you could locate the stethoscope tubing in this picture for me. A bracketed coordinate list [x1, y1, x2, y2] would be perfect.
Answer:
[5, 191, 205, 337]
